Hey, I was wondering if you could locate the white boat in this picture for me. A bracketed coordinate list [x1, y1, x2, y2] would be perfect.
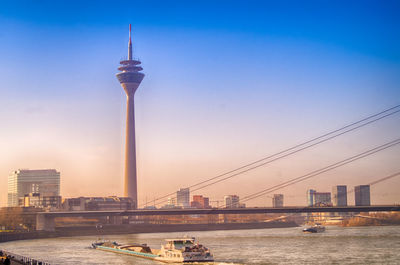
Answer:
[303, 224, 326, 233]
[92, 236, 214, 263]
[158, 237, 214, 262]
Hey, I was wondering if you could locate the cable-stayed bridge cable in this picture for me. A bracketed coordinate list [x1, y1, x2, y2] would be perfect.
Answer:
[260, 170, 400, 222]
[142, 104, 400, 208]
[238, 138, 400, 204]
[346, 171, 400, 195]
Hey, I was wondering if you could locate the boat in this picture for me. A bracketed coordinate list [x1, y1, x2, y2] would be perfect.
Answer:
[303, 224, 326, 233]
[91, 236, 214, 263]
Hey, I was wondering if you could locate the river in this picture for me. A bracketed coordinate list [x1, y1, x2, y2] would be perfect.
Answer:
[1, 226, 399, 264]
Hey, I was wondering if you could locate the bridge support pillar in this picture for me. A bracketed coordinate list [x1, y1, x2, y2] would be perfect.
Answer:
[36, 214, 55, 231]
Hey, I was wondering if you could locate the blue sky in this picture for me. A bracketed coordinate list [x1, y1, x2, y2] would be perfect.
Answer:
[0, 0, 399, 207]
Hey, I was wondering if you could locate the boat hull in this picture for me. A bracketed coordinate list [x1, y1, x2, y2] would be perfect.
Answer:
[93, 244, 214, 263]
[303, 226, 325, 233]
[95, 245, 158, 260]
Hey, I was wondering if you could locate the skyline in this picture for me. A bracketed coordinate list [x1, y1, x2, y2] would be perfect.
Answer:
[1, 1, 400, 207]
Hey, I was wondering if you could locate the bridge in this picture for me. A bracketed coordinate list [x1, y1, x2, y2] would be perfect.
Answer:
[25, 106, 400, 232]
[36, 205, 400, 231]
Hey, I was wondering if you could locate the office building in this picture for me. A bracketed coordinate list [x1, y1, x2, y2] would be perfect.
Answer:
[116, 25, 145, 208]
[191, 195, 210, 209]
[332, 185, 347, 206]
[307, 189, 316, 206]
[355, 185, 371, 206]
[177, 188, 190, 208]
[272, 194, 284, 207]
[307, 189, 331, 206]
[224, 195, 240, 208]
[7, 169, 60, 207]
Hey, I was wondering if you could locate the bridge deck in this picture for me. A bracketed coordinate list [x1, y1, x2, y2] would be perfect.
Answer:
[36, 205, 400, 217]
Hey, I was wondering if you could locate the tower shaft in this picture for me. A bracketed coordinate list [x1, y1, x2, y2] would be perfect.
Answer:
[124, 92, 137, 204]
[116, 25, 144, 209]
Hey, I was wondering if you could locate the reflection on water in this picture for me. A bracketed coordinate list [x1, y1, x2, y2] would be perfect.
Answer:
[1, 226, 400, 264]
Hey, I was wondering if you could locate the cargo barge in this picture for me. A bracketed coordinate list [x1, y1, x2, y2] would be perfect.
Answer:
[92, 237, 213, 263]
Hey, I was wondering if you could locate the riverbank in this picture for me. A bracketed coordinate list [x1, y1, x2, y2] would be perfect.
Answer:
[342, 212, 400, 227]
[0, 221, 297, 243]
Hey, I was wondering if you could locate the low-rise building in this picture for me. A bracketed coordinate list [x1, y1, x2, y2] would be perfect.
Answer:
[23, 193, 61, 209]
[314, 192, 331, 206]
[191, 195, 210, 209]
[62, 196, 134, 211]
[307, 189, 332, 206]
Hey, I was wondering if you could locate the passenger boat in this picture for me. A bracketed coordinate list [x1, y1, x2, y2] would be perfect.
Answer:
[303, 224, 326, 233]
[91, 237, 214, 263]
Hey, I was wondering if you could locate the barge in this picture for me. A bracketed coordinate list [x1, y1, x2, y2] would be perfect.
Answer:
[92, 237, 213, 263]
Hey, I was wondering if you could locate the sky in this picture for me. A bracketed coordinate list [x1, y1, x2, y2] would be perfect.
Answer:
[0, 0, 399, 207]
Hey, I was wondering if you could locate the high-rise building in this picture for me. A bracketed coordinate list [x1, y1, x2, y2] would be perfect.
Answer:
[224, 195, 240, 208]
[272, 194, 284, 207]
[116, 24, 145, 208]
[355, 185, 371, 206]
[307, 189, 316, 206]
[332, 185, 347, 206]
[7, 169, 60, 207]
[177, 188, 190, 208]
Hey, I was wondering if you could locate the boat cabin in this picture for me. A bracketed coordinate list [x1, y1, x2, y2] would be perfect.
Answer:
[164, 238, 195, 250]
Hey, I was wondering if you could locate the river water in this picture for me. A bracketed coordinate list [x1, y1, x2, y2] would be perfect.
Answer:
[0, 226, 399, 264]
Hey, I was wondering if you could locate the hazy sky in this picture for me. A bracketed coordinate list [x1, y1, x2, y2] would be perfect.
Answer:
[1, 0, 399, 207]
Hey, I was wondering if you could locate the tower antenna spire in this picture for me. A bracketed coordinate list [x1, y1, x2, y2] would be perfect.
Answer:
[128, 24, 132, 60]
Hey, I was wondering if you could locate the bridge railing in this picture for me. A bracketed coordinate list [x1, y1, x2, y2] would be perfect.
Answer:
[1, 249, 51, 265]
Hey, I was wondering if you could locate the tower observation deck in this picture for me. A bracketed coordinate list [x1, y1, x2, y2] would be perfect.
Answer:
[116, 24, 144, 208]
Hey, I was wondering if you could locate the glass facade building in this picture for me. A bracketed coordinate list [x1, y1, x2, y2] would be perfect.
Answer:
[332, 185, 347, 206]
[7, 169, 60, 207]
[355, 185, 371, 206]
[307, 189, 316, 206]
[176, 188, 190, 208]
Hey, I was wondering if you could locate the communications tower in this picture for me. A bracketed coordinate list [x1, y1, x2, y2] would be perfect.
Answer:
[116, 24, 144, 208]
